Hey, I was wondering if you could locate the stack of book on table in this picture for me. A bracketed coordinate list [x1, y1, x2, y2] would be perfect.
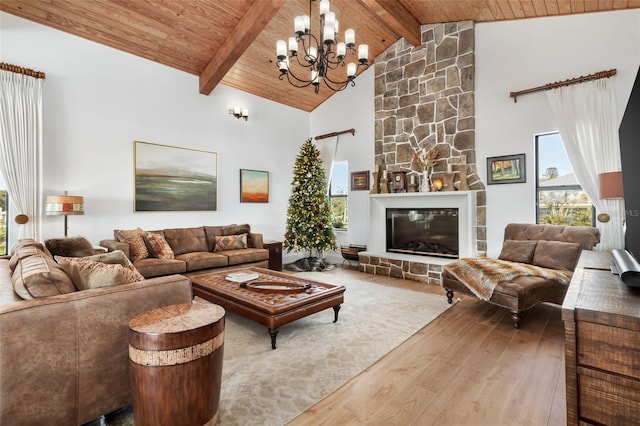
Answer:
[225, 270, 259, 283]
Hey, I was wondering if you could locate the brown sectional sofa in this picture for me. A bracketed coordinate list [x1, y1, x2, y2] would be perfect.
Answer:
[0, 239, 193, 425]
[99, 224, 269, 278]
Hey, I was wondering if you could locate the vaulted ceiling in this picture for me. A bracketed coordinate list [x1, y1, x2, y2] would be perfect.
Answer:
[2, 0, 639, 112]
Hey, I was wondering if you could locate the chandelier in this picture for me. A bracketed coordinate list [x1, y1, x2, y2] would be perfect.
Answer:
[276, 0, 369, 93]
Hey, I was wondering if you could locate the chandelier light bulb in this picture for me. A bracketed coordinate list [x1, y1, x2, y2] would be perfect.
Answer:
[294, 16, 304, 35]
[288, 37, 298, 55]
[323, 25, 334, 45]
[345, 29, 355, 47]
[319, 0, 330, 16]
[308, 46, 317, 63]
[347, 63, 356, 78]
[276, 40, 287, 59]
[336, 42, 346, 58]
[358, 44, 369, 63]
[303, 15, 310, 32]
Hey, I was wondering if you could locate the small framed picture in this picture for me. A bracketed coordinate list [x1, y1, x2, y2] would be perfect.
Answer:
[240, 169, 269, 202]
[350, 171, 370, 191]
[487, 154, 526, 184]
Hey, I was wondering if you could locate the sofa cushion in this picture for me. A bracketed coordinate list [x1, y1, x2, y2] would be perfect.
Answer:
[45, 236, 96, 258]
[9, 238, 47, 255]
[12, 254, 77, 299]
[77, 250, 138, 269]
[532, 240, 582, 271]
[218, 248, 269, 266]
[222, 223, 250, 236]
[163, 227, 208, 255]
[133, 258, 187, 279]
[214, 233, 248, 252]
[114, 228, 149, 261]
[204, 226, 224, 251]
[498, 240, 538, 264]
[55, 256, 145, 290]
[144, 232, 175, 259]
[9, 245, 46, 272]
[174, 252, 228, 271]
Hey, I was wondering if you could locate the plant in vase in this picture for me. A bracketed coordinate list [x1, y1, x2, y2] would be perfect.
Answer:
[412, 147, 438, 192]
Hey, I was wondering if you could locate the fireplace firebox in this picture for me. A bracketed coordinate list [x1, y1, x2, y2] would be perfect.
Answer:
[386, 208, 459, 258]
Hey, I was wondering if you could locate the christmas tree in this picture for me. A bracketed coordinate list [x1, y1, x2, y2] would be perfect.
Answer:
[284, 138, 337, 259]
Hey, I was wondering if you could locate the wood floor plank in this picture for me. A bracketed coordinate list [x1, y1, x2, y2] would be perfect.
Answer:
[287, 268, 567, 426]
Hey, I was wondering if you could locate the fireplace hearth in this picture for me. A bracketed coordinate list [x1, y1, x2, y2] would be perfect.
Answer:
[386, 208, 459, 258]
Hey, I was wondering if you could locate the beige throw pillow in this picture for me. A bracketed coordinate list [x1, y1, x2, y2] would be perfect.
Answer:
[56, 256, 145, 290]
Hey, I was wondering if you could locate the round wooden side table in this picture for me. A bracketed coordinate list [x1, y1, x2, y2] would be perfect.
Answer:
[129, 303, 225, 426]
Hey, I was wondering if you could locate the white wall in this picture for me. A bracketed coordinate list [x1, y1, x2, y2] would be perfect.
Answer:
[475, 9, 640, 256]
[1, 12, 309, 246]
[310, 66, 375, 262]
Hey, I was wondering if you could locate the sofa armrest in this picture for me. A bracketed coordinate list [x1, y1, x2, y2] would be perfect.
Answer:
[99, 238, 130, 258]
[0, 274, 193, 425]
[248, 232, 264, 249]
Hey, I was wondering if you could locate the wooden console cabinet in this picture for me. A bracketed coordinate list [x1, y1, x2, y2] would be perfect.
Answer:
[562, 250, 640, 425]
[263, 240, 283, 271]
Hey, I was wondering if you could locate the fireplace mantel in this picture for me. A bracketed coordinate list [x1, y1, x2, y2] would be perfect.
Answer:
[367, 191, 477, 262]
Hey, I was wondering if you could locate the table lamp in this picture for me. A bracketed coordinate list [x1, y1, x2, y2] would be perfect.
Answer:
[45, 191, 84, 236]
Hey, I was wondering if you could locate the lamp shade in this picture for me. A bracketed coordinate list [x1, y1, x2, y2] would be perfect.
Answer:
[598, 171, 624, 200]
[45, 194, 84, 215]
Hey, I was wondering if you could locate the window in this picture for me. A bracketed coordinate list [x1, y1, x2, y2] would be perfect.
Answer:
[536, 133, 593, 226]
[329, 161, 348, 230]
[0, 183, 6, 255]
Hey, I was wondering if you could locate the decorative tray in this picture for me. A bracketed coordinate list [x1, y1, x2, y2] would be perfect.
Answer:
[240, 281, 312, 293]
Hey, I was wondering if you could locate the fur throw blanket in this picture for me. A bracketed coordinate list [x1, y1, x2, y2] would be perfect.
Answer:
[444, 257, 573, 301]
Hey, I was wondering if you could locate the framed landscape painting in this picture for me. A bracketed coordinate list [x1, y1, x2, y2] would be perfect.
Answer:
[487, 153, 526, 185]
[240, 169, 269, 203]
[134, 141, 217, 211]
[350, 171, 370, 191]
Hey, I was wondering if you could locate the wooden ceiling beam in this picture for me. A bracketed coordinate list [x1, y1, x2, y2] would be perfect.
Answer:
[358, 0, 422, 47]
[199, 0, 287, 95]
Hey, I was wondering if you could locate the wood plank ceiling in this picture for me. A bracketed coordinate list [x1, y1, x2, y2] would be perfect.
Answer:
[2, 0, 639, 112]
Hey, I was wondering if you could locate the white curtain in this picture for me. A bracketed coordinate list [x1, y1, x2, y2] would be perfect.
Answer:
[314, 135, 338, 188]
[545, 78, 625, 251]
[0, 69, 44, 241]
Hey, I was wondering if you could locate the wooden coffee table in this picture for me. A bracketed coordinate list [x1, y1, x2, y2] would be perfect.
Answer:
[189, 267, 345, 349]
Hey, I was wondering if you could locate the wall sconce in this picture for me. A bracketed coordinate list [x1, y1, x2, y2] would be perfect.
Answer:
[45, 191, 84, 236]
[229, 107, 248, 121]
[597, 171, 624, 223]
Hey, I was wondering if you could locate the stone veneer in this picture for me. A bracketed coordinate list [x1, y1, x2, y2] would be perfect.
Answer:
[364, 21, 487, 284]
[358, 255, 444, 285]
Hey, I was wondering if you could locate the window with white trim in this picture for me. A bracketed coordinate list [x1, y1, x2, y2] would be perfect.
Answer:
[536, 132, 593, 226]
[329, 161, 348, 230]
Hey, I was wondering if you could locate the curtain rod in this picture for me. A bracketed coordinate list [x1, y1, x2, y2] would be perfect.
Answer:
[509, 68, 616, 103]
[0, 62, 46, 79]
[314, 128, 355, 140]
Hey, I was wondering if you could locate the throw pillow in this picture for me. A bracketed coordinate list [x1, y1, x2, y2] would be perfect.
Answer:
[56, 256, 145, 291]
[498, 240, 538, 264]
[532, 240, 582, 271]
[144, 232, 175, 259]
[214, 233, 248, 252]
[45, 236, 96, 258]
[114, 228, 149, 261]
[12, 254, 77, 299]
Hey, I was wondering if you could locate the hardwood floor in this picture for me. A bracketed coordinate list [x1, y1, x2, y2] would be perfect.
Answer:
[288, 268, 566, 426]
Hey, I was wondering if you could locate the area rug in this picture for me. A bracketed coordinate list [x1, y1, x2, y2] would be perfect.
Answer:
[98, 271, 452, 426]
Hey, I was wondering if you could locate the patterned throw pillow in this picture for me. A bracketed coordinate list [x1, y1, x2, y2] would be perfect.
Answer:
[55, 256, 145, 290]
[114, 228, 149, 261]
[214, 233, 248, 252]
[144, 232, 175, 259]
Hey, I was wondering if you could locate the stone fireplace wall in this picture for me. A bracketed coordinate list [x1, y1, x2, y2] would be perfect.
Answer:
[373, 21, 486, 253]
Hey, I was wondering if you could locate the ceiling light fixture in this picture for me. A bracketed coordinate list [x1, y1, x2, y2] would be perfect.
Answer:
[276, 0, 368, 94]
[229, 107, 248, 121]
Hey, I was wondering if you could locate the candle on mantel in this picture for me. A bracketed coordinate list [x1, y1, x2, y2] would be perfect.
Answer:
[461, 155, 467, 164]
[410, 174, 415, 184]
[447, 163, 453, 173]
[375, 164, 380, 172]
[382, 170, 387, 179]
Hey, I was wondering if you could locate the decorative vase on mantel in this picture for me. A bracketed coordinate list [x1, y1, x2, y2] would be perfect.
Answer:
[420, 170, 430, 192]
